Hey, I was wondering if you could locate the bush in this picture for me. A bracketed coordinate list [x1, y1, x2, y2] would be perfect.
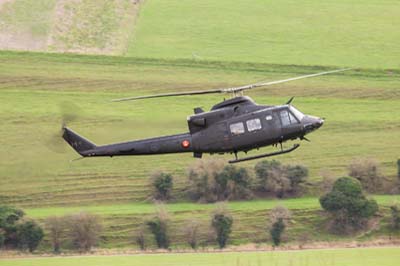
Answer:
[255, 160, 308, 198]
[268, 206, 291, 246]
[390, 204, 400, 230]
[397, 159, 400, 180]
[348, 158, 382, 193]
[214, 165, 253, 200]
[0, 206, 25, 248]
[211, 204, 233, 249]
[68, 212, 102, 252]
[320, 177, 378, 233]
[151, 171, 173, 201]
[270, 218, 285, 247]
[269, 206, 291, 225]
[45, 216, 66, 253]
[0, 230, 5, 248]
[184, 220, 200, 249]
[285, 165, 308, 193]
[187, 160, 252, 202]
[147, 206, 170, 249]
[319, 170, 336, 194]
[187, 159, 225, 202]
[16, 220, 44, 252]
[135, 226, 146, 250]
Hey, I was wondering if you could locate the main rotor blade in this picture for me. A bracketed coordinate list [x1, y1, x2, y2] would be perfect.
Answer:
[111, 89, 224, 102]
[227, 68, 352, 93]
[112, 68, 351, 102]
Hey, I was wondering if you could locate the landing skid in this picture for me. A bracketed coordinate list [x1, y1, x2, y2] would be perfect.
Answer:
[229, 144, 300, 164]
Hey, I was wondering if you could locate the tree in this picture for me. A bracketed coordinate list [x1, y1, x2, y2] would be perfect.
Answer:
[320, 177, 378, 233]
[348, 158, 382, 193]
[151, 171, 173, 201]
[67, 212, 102, 252]
[45, 216, 66, 253]
[255, 160, 290, 198]
[397, 159, 400, 180]
[135, 226, 146, 250]
[214, 165, 253, 200]
[16, 220, 44, 252]
[211, 204, 233, 249]
[184, 220, 200, 249]
[187, 159, 225, 202]
[255, 160, 309, 197]
[147, 206, 170, 249]
[270, 218, 285, 246]
[0, 230, 5, 248]
[268, 206, 291, 247]
[390, 204, 400, 230]
[285, 165, 308, 193]
[187, 160, 252, 202]
[0, 206, 25, 248]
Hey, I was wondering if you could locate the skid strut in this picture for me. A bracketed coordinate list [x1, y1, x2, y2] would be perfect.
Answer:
[229, 144, 300, 164]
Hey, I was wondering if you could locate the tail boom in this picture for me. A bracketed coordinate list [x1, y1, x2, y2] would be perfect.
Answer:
[62, 127, 193, 157]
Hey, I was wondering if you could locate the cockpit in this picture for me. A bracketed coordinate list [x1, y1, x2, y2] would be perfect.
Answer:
[289, 106, 305, 121]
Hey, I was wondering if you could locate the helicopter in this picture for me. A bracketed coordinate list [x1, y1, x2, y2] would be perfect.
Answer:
[62, 68, 349, 163]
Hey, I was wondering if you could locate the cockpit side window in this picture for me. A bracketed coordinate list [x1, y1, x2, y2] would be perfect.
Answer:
[280, 110, 291, 126]
[230, 122, 245, 135]
[246, 118, 262, 132]
[280, 109, 299, 126]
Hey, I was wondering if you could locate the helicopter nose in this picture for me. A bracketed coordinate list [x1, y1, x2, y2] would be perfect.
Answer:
[303, 116, 324, 133]
[314, 118, 324, 129]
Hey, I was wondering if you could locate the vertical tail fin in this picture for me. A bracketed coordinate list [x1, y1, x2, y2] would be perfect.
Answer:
[62, 127, 96, 156]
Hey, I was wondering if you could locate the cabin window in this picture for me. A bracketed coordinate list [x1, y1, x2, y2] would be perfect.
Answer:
[280, 110, 299, 126]
[246, 118, 262, 132]
[230, 122, 245, 135]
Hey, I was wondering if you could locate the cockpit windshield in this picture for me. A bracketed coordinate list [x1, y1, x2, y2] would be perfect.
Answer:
[289, 106, 305, 121]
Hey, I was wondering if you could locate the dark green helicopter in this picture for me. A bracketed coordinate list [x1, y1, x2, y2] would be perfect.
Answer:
[62, 68, 349, 163]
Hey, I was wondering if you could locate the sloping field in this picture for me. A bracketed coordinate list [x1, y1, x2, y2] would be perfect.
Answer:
[0, 0, 140, 54]
[23, 196, 399, 248]
[1, 247, 400, 266]
[1, 0, 400, 69]
[128, 0, 400, 68]
[0, 51, 399, 208]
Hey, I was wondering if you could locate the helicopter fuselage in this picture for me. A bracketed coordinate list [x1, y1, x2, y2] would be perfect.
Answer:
[62, 96, 323, 162]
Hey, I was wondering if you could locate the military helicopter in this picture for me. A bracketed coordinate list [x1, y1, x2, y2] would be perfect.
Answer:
[62, 68, 349, 163]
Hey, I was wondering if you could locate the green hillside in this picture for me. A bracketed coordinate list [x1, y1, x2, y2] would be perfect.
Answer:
[0, 0, 399, 254]
[128, 0, 400, 68]
[1, 0, 400, 68]
[0, 52, 399, 208]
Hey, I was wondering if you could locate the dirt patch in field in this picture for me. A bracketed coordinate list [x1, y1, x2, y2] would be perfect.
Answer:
[0, 31, 48, 51]
[0, 0, 13, 11]
[0, 0, 55, 51]
[47, 0, 142, 55]
[0, 0, 142, 54]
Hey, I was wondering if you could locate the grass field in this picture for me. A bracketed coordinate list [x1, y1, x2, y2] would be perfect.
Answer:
[1, 0, 400, 68]
[1, 247, 400, 266]
[24, 195, 400, 219]
[18, 195, 398, 248]
[1, 0, 400, 253]
[0, 51, 399, 208]
[128, 0, 400, 69]
[0, 51, 398, 248]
